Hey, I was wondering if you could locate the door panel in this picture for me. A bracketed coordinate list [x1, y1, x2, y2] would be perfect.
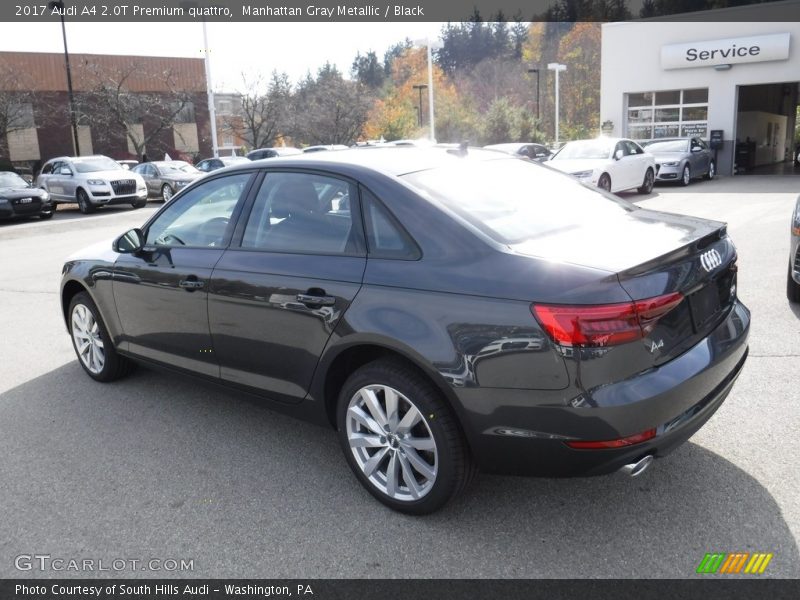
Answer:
[208, 170, 367, 402]
[113, 248, 223, 376]
[209, 252, 365, 401]
[112, 171, 254, 376]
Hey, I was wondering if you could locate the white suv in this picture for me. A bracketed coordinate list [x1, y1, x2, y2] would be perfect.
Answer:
[36, 155, 148, 214]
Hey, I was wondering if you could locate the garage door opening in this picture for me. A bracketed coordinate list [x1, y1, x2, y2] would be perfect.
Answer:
[734, 82, 800, 175]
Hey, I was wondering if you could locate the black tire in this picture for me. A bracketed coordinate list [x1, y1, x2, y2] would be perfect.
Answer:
[131, 199, 147, 209]
[336, 358, 474, 515]
[76, 189, 95, 214]
[680, 164, 691, 186]
[637, 168, 655, 194]
[68, 291, 135, 382]
[161, 184, 174, 202]
[704, 161, 716, 180]
[597, 173, 611, 192]
[788, 262, 800, 303]
[39, 210, 54, 220]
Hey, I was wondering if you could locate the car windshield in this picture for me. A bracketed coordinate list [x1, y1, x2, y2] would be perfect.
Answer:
[552, 140, 613, 160]
[402, 159, 634, 245]
[179, 164, 200, 174]
[0, 172, 28, 188]
[643, 139, 689, 153]
[73, 157, 122, 173]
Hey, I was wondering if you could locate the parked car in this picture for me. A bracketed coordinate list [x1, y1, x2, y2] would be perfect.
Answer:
[35, 155, 148, 214]
[0, 171, 53, 220]
[60, 147, 749, 514]
[303, 145, 349, 153]
[117, 160, 139, 171]
[642, 137, 715, 185]
[246, 147, 302, 160]
[548, 137, 656, 194]
[131, 160, 203, 202]
[484, 142, 552, 162]
[195, 156, 251, 173]
[788, 195, 800, 302]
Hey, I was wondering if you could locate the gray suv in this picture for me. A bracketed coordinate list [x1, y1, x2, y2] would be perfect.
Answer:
[36, 155, 148, 214]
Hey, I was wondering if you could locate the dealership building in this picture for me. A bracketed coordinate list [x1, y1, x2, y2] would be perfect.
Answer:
[601, 5, 800, 176]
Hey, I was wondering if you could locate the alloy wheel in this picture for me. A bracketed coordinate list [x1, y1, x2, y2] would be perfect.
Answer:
[162, 185, 173, 202]
[345, 384, 438, 501]
[71, 303, 105, 374]
[682, 165, 691, 186]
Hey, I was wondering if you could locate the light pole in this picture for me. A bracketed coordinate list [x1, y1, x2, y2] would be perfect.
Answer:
[48, 0, 80, 155]
[547, 62, 566, 148]
[201, 19, 219, 157]
[413, 37, 443, 142]
[527, 68, 540, 122]
[412, 84, 428, 127]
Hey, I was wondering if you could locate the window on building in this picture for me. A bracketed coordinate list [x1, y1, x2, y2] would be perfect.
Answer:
[10, 102, 35, 129]
[173, 101, 196, 124]
[625, 88, 709, 140]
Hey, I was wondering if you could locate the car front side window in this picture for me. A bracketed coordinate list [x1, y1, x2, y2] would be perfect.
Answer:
[145, 173, 251, 248]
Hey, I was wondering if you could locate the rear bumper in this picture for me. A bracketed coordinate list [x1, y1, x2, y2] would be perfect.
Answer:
[455, 300, 750, 476]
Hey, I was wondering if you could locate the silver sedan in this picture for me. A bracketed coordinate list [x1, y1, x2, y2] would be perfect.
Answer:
[642, 137, 715, 185]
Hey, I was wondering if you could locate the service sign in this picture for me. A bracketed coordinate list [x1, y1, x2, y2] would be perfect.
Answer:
[661, 33, 791, 70]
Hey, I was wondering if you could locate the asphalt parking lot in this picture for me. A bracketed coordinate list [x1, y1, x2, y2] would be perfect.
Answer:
[1, 177, 799, 579]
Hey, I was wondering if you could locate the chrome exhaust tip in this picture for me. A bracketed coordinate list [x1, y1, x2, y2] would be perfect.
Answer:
[620, 455, 654, 478]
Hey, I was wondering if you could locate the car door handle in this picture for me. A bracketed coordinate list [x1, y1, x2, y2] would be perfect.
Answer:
[179, 279, 205, 291]
[296, 293, 336, 307]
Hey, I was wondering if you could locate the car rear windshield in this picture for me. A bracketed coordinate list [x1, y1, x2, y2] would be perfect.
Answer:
[74, 157, 121, 173]
[402, 159, 635, 245]
[643, 139, 688, 153]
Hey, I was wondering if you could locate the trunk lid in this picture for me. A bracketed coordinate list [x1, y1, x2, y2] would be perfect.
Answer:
[515, 207, 737, 366]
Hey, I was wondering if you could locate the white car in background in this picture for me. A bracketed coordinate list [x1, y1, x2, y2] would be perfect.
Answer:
[548, 137, 656, 194]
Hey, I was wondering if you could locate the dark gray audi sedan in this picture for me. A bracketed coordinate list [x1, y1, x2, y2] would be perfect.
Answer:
[60, 147, 750, 514]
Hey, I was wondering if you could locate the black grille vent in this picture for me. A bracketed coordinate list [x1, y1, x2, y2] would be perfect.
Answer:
[111, 179, 136, 195]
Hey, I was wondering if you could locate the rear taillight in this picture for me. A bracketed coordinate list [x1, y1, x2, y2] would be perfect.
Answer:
[566, 428, 657, 449]
[531, 292, 683, 348]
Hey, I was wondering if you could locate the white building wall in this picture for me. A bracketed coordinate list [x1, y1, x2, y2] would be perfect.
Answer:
[601, 21, 800, 175]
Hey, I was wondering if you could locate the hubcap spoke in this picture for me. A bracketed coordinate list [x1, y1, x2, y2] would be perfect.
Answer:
[396, 405, 422, 434]
[398, 453, 423, 499]
[385, 451, 399, 497]
[403, 447, 436, 482]
[348, 433, 384, 448]
[402, 436, 435, 451]
[348, 405, 384, 436]
[360, 388, 389, 430]
[362, 447, 389, 477]
[384, 387, 399, 431]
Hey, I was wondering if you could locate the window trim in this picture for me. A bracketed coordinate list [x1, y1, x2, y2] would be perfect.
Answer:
[139, 170, 258, 251]
[359, 184, 422, 261]
[229, 168, 368, 258]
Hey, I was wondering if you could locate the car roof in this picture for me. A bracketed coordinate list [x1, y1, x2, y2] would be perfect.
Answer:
[234, 146, 510, 177]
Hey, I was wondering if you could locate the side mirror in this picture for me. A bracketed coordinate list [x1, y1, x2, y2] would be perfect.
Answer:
[691, 146, 702, 153]
[614, 149, 624, 160]
[113, 228, 145, 254]
[59, 167, 72, 176]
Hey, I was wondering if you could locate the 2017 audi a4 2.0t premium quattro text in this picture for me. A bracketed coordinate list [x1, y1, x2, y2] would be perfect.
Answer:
[60, 147, 750, 514]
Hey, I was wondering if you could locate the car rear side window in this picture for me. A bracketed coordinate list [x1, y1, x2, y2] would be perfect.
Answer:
[361, 187, 420, 260]
[240, 172, 363, 256]
[402, 159, 634, 245]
